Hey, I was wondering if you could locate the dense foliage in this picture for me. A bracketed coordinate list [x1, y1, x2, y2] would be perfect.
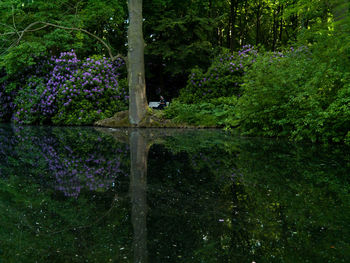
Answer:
[51, 53, 128, 125]
[167, 21, 350, 144]
[1, 0, 344, 98]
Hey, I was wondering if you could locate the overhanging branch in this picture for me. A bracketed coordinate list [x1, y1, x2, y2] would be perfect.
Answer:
[0, 21, 127, 63]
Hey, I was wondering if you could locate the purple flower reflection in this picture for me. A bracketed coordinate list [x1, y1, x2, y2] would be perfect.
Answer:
[38, 138, 128, 198]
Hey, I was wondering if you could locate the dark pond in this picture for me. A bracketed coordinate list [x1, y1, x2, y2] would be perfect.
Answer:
[0, 123, 350, 263]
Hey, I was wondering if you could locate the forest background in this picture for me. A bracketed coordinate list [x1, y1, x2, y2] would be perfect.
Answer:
[0, 0, 349, 144]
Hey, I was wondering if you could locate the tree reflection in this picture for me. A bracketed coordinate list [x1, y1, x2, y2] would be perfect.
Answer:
[129, 130, 150, 263]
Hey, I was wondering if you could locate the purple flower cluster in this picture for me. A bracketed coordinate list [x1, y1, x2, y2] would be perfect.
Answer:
[39, 51, 81, 117]
[52, 54, 128, 125]
[57, 56, 126, 107]
[41, 143, 123, 198]
[238, 44, 258, 57]
[266, 46, 308, 64]
[217, 45, 258, 71]
[7, 50, 128, 125]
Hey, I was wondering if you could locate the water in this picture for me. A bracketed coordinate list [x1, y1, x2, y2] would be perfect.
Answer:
[0, 124, 350, 263]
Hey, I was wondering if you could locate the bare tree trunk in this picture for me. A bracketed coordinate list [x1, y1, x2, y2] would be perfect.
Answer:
[255, 1, 262, 46]
[130, 130, 149, 263]
[321, 0, 331, 24]
[230, 0, 239, 51]
[240, 0, 249, 46]
[272, 5, 278, 51]
[227, 13, 232, 48]
[291, 14, 299, 41]
[279, 4, 284, 43]
[128, 0, 148, 125]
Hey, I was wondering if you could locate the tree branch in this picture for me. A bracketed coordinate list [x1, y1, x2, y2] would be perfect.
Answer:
[26, 25, 49, 33]
[112, 54, 128, 65]
[0, 22, 16, 32]
[1, 21, 127, 63]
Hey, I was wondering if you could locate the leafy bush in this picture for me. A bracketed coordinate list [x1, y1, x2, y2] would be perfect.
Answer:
[237, 49, 317, 137]
[1, 53, 53, 123]
[12, 77, 46, 124]
[317, 84, 350, 144]
[178, 45, 258, 104]
[0, 42, 47, 77]
[164, 96, 238, 127]
[237, 43, 350, 144]
[38, 51, 81, 121]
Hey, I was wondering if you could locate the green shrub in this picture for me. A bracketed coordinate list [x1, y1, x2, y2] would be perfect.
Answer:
[0, 42, 46, 77]
[237, 49, 318, 137]
[12, 77, 46, 124]
[318, 84, 350, 144]
[237, 43, 350, 143]
[164, 96, 238, 127]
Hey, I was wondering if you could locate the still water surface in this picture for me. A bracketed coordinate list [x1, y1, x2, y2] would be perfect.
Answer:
[0, 124, 350, 262]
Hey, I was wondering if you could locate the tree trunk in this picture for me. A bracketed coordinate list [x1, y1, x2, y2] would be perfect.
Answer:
[240, 0, 249, 46]
[128, 0, 148, 125]
[227, 12, 232, 48]
[230, 0, 238, 51]
[272, 5, 278, 51]
[279, 4, 284, 43]
[291, 14, 299, 41]
[255, 1, 262, 46]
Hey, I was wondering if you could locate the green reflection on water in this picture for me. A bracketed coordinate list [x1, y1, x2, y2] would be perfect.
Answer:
[0, 124, 349, 262]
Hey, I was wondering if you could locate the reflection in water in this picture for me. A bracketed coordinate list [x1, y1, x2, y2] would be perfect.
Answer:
[130, 130, 149, 263]
[0, 126, 126, 198]
[0, 124, 350, 262]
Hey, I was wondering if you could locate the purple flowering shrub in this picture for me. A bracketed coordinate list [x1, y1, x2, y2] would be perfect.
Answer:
[9, 50, 128, 125]
[4, 54, 56, 124]
[52, 55, 128, 125]
[38, 51, 81, 120]
[178, 45, 258, 104]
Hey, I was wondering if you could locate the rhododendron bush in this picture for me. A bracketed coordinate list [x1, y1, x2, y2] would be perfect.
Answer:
[0, 51, 128, 125]
[178, 45, 258, 104]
